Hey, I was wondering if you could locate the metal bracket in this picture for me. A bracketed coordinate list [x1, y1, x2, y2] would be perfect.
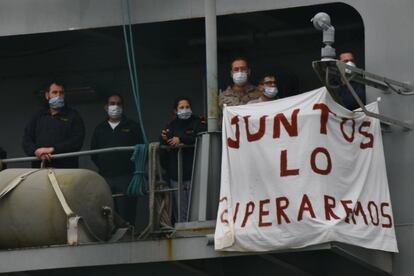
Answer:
[47, 169, 82, 245]
[67, 215, 81, 245]
[313, 60, 413, 130]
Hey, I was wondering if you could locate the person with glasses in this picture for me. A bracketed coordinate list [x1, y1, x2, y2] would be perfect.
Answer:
[248, 75, 279, 104]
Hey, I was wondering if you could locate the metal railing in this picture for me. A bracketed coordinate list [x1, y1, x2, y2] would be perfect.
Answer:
[159, 144, 194, 223]
[313, 59, 413, 130]
[1, 146, 136, 167]
[139, 143, 195, 239]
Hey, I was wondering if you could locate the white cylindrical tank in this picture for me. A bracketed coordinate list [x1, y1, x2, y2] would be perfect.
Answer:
[0, 168, 115, 249]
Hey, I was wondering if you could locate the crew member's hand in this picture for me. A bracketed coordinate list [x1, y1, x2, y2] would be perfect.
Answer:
[161, 129, 169, 141]
[34, 147, 55, 161]
[168, 137, 180, 147]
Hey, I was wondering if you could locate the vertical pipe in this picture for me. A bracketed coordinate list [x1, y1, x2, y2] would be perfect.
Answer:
[177, 147, 183, 222]
[205, 0, 218, 132]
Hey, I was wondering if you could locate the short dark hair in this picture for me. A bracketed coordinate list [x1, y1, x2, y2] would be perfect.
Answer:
[259, 75, 276, 84]
[45, 80, 65, 92]
[173, 96, 192, 110]
[339, 51, 354, 55]
[230, 56, 249, 70]
[106, 93, 124, 104]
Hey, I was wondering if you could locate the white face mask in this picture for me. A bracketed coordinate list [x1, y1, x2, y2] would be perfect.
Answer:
[345, 61, 356, 74]
[48, 96, 65, 109]
[177, 108, 192, 120]
[263, 86, 278, 98]
[232, 72, 248, 85]
[107, 105, 123, 119]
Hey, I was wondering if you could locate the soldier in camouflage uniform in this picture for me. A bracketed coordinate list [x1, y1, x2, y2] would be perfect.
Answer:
[219, 57, 261, 109]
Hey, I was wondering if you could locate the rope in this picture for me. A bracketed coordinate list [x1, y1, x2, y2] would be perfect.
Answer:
[127, 144, 148, 196]
[138, 142, 174, 239]
[120, 0, 151, 200]
[47, 169, 76, 217]
[121, 0, 148, 145]
[138, 142, 157, 239]
[48, 169, 110, 243]
[119, 2, 176, 234]
[0, 169, 41, 200]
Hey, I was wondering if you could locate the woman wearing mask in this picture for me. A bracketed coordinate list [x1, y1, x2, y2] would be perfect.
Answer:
[160, 97, 206, 223]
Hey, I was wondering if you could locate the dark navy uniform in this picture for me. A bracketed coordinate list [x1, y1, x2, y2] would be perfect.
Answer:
[0, 147, 6, 170]
[90, 116, 142, 177]
[338, 81, 366, 111]
[0, 147, 6, 159]
[159, 115, 206, 181]
[22, 106, 85, 168]
[159, 114, 205, 222]
[90, 116, 143, 225]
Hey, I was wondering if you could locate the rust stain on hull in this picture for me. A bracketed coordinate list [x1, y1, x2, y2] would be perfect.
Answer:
[166, 238, 173, 260]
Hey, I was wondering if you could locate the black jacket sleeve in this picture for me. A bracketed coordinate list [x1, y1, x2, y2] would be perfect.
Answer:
[90, 125, 99, 166]
[159, 121, 173, 145]
[22, 114, 39, 156]
[180, 117, 206, 145]
[354, 82, 366, 104]
[0, 147, 6, 159]
[54, 111, 85, 153]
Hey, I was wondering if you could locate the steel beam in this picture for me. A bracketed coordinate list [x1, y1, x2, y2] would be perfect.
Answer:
[0, 237, 393, 274]
[205, 0, 219, 132]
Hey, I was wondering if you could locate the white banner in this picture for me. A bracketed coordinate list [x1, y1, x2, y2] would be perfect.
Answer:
[215, 87, 398, 252]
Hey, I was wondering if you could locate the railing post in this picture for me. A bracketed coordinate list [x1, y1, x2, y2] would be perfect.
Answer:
[177, 147, 183, 222]
[205, 0, 219, 132]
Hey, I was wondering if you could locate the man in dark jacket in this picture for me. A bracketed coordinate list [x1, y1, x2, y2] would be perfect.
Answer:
[338, 52, 366, 110]
[22, 81, 85, 168]
[91, 93, 143, 225]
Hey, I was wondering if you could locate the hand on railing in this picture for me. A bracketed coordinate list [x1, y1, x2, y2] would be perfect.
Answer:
[167, 137, 181, 147]
[34, 147, 55, 162]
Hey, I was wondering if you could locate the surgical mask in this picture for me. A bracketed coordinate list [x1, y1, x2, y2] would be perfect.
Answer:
[177, 108, 192, 120]
[107, 105, 123, 119]
[263, 86, 278, 98]
[345, 61, 356, 74]
[48, 96, 65, 109]
[232, 72, 248, 85]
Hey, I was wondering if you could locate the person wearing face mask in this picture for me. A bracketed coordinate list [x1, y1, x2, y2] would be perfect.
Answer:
[337, 52, 366, 110]
[90, 93, 143, 225]
[22, 81, 85, 168]
[248, 75, 279, 104]
[159, 97, 206, 222]
[218, 57, 261, 110]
